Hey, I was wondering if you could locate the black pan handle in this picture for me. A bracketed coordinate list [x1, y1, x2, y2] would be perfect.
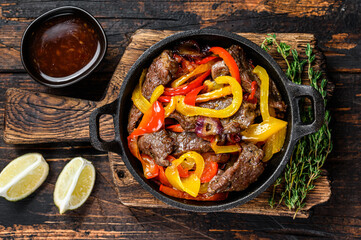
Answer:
[287, 81, 325, 141]
[89, 99, 121, 153]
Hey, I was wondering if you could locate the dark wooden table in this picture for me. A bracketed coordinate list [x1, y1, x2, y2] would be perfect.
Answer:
[0, 1, 360, 239]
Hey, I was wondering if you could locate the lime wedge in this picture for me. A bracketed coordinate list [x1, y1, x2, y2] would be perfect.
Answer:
[0, 153, 49, 201]
[54, 157, 95, 214]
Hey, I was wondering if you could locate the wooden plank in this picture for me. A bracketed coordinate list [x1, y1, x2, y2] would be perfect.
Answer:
[110, 152, 331, 218]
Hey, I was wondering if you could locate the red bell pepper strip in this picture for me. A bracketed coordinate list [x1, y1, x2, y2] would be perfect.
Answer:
[158, 166, 172, 187]
[200, 159, 218, 183]
[184, 85, 204, 106]
[166, 155, 189, 178]
[195, 56, 219, 64]
[209, 47, 241, 83]
[140, 154, 159, 179]
[158, 96, 172, 103]
[128, 101, 165, 139]
[159, 184, 228, 201]
[166, 124, 184, 133]
[163, 70, 211, 96]
[247, 81, 258, 104]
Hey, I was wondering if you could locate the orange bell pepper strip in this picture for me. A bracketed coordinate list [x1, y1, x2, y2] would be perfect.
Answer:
[158, 166, 172, 187]
[140, 154, 159, 179]
[184, 85, 204, 106]
[128, 101, 165, 139]
[159, 184, 228, 201]
[209, 47, 241, 83]
[166, 124, 184, 133]
[127, 137, 159, 179]
[200, 159, 218, 183]
[247, 81, 258, 104]
[163, 70, 210, 96]
[195, 56, 220, 64]
[171, 62, 213, 87]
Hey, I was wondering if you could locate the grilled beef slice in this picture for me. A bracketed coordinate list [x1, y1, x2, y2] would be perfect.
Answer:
[127, 50, 178, 133]
[168, 112, 197, 131]
[138, 129, 173, 167]
[208, 143, 264, 195]
[169, 132, 212, 157]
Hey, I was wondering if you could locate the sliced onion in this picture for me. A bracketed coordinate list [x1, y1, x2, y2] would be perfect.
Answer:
[195, 117, 223, 137]
[174, 40, 208, 59]
[227, 133, 242, 143]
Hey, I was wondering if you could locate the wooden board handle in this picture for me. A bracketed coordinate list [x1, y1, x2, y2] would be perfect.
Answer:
[4, 88, 101, 144]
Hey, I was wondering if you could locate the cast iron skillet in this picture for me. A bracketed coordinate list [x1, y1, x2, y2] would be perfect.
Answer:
[89, 29, 324, 212]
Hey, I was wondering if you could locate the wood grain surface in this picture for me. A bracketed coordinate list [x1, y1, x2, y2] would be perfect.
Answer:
[0, 0, 360, 239]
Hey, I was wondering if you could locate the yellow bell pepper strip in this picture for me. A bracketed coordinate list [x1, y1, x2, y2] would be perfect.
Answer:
[128, 101, 165, 139]
[203, 80, 223, 92]
[150, 85, 165, 104]
[209, 46, 241, 83]
[131, 69, 151, 114]
[164, 96, 177, 118]
[166, 155, 189, 178]
[159, 184, 229, 201]
[199, 182, 209, 194]
[165, 151, 205, 197]
[243, 65, 288, 145]
[176, 76, 243, 118]
[210, 136, 242, 154]
[171, 62, 213, 87]
[253, 65, 270, 120]
[241, 116, 287, 142]
[262, 126, 287, 162]
[196, 86, 232, 103]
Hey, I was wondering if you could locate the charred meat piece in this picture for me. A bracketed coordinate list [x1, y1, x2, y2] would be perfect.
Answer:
[142, 50, 179, 99]
[169, 132, 212, 157]
[127, 50, 178, 133]
[211, 61, 229, 79]
[138, 129, 173, 167]
[208, 143, 264, 195]
[202, 152, 230, 164]
[198, 97, 258, 133]
[168, 112, 197, 131]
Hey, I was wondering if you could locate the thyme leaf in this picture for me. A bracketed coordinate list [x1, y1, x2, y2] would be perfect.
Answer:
[262, 35, 332, 218]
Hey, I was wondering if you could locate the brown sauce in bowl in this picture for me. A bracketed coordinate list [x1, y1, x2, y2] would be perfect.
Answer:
[30, 14, 100, 82]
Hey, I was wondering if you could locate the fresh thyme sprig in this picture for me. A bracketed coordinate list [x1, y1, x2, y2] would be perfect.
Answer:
[262, 34, 332, 218]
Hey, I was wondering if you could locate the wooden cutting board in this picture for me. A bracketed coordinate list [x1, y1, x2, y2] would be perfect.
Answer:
[3, 29, 331, 218]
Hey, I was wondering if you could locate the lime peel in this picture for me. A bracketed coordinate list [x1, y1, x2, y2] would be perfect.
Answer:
[0, 153, 49, 201]
[54, 157, 95, 214]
